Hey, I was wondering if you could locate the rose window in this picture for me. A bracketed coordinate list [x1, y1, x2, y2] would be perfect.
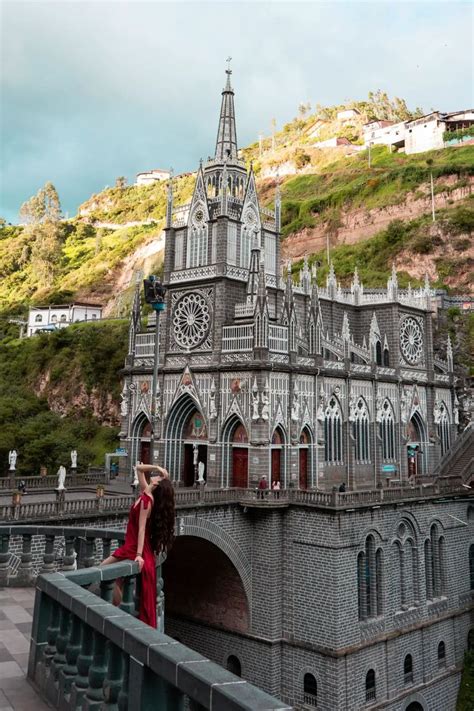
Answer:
[400, 317, 423, 365]
[173, 293, 210, 349]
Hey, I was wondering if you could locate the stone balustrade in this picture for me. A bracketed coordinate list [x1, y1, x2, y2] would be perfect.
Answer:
[17, 524, 291, 710]
[0, 470, 107, 492]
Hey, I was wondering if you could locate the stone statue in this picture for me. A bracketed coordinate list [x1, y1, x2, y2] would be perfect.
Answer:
[261, 388, 270, 421]
[433, 400, 441, 425]
[454, 395, 460, 425]
[252, 390, 260, 421]
[400, 387, 410, 424]
[291, 392, 300, 422]
[348, 394, 357, 423]
[209, 380, 217, 420]
[120, 384, 128, 417]
[197, 460, 205, 483]
[316, 387, 326, 423]
[8, 450, 17, 471]
[57, 466, 67, 490]
[193, 443, 199, 467]
[375, 396, 384, 423]
[70, 450, 77, 469]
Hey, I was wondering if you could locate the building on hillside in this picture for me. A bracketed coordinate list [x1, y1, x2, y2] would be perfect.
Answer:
[135, 168, 171, 186]
[337, 107, 361, 122]
[27, 303, 103, 337]
[363, 119, 406, 149]
[305, 118, 329, 140]
[313, 136, 353, 148]
[114, 68, 474, 711]
[120, 68, 459, 492]
[432, 290, 474, 313]
[405, 110, 474, 154]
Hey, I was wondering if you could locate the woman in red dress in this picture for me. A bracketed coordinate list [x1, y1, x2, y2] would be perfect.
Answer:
[101, 463, 175, 628]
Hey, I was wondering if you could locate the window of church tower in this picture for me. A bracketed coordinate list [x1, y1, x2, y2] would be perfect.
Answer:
[227, 223, 237, 265]
[188, 225, 208, 268]
[175, 232, 184, 270]
[437, 403, 450, 456]
[240, 226, 251, 268]
[264, 233, 276, 275]
[375, 340, 382, 365]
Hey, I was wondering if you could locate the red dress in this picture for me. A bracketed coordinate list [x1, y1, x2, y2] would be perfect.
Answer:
[112, 492, 157, 628]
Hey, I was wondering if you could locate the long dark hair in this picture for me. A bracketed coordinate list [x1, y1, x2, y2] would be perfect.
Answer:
[150, 478, 175, 555]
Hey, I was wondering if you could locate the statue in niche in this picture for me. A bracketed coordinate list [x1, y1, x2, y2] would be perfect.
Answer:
[120, 384, 128, 417]
[348, 394, 357, 423]
[209, 379, 217, 420]
[261, 385, 270, 421]
[252, 381, 260, 421]
[400, 387, 410, 424]
[375, 396, 384, 423]
[316, 387, 326, 423]
[433, 400, 441, 425]
[291, 391, 300, 422]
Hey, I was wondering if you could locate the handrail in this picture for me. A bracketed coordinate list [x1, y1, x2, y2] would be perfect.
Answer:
[29, 564, 291, 710]
[0, 471, 107, 491]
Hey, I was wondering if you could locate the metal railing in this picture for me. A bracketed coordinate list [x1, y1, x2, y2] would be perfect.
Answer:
[432, 422, 474, 482]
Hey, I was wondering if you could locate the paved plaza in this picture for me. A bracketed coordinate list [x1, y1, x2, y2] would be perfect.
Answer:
[0, 588, 49, 711]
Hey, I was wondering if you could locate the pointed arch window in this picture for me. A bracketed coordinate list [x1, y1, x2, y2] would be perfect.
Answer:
[469, 544, 474, 591]
[437, 402, 450, 456]
[187, 225, 208, 268]
[379, 399, 395, 461]
[437, 641, 446, 667]
[375, 340, 382, 366]
[425, 524, 445, 600]
[383, 346, 390, 366]
[403, 654, 413, 684]
[324, 397, 342, 463]
[353, 398, 370, 463]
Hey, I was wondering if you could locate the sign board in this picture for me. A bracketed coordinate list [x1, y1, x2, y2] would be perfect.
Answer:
[382, 464, 397, 473]
[115, 448, 127, 455]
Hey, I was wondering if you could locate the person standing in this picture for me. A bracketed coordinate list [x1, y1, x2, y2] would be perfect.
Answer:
[101, 463, 175, 628]
[258, 475, 268, 499]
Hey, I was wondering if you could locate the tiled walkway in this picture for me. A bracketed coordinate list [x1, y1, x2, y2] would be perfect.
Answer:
[0, 588, 50, 711]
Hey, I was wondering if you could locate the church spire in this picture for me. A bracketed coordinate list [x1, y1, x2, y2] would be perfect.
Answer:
[215, 59, 238, 161]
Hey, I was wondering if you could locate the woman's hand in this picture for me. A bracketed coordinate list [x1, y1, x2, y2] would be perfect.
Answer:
[134, 555, 144, 572]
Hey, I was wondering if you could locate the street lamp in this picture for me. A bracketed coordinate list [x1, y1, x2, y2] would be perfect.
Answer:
[143, 275, 166, 465]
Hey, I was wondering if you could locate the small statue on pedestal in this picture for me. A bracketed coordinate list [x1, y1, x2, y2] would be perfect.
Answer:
[8, 450, 17, 471]
[197, 460, 206, 484]
[70, 450, 77, 469]
[57, 466, 67, 491]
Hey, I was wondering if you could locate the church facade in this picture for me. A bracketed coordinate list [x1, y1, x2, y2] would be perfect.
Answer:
[120, 69, 458, 491]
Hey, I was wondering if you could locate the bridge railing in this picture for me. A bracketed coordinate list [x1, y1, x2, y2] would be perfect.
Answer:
[1, 482, 471, 523]
[29, 564, 291, 711]
[0, 470, 107, 491]
[431, 422, 474, 482]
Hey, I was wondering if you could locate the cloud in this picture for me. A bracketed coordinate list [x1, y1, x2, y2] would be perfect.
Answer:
[1, 0, 472, 222]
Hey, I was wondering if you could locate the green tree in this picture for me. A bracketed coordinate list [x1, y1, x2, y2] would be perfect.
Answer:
[115, 176, 128, 189]
[19, 182, 62, 224]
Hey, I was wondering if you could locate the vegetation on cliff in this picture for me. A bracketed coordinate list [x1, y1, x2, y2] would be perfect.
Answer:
[0, 320, 128, 474]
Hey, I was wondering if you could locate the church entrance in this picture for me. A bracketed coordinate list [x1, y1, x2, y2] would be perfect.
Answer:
[407, 412, 426, 478]
[231, 422, 248, 488]
[232, 449, 248, 488]
[271, 428, 284, 486]
[139, 421, 152, 464]
[183, 443, 208, 486]
[299, 429, 310, 489]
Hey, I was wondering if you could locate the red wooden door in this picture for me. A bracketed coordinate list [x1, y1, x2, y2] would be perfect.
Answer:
[139, 441, 150, 465]
[232, 448, 248, 488]
[271, 449, 281, 485]
[299, 448, 308, 489]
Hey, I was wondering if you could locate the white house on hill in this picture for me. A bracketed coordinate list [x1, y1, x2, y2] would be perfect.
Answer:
[135, 169, 171, 186]
[27, 303, 103, 337]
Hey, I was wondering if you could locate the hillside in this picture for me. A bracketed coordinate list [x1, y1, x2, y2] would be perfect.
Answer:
[0, 320, 128, 474]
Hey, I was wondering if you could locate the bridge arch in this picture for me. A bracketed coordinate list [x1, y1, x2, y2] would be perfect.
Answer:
[165, 516, 252, 634]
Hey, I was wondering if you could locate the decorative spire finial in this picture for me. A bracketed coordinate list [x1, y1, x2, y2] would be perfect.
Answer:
[215, 61, 237, 160]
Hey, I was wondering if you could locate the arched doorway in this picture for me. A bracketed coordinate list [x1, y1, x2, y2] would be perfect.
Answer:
[231, 423, 248, 488]
[407, 411, 426, 478]
[164, 395, 208, 484]
[271, 427, 285, 487]
[299, 428, 311, 489]
[222, 417, 248, 488]
[163, 536, 250, 633]
[130, 414, 153, 467]
[406, 703, 424, 711]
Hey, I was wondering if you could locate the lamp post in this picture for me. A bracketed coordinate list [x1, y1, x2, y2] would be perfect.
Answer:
[143, 276, 166, 465]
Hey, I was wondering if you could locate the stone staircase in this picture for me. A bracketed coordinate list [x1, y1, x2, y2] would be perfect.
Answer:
[433, 422, 474, 485]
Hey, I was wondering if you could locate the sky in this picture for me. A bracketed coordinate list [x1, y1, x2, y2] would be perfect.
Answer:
[1, 0, 472, 223]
